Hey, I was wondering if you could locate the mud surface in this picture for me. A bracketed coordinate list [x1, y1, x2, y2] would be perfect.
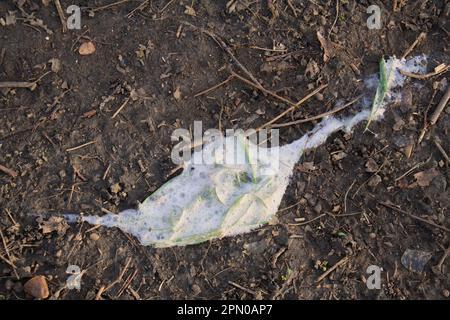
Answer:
[0, 0, 449, 299]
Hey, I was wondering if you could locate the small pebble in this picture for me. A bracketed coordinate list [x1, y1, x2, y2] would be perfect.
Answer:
[24, 276, 49, 299]
[443, 289, 449, 298]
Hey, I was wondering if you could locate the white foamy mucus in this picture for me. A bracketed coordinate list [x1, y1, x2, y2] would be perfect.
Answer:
[78, 56, 427, 247]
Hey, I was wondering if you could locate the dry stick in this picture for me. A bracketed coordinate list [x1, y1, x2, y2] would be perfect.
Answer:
[434, 246, 450, 273]
[183, 21, 263, 88]
[127, 0, 149, 17]
[116, 269, 138, 298]
[0, 164, 18, 178]
[66, 140, 96, 152]
[103, 257, 132, 294]
[0, 71, 52, 89]
[54, 0, 67, 33]
[0, 81, 35, 89]
[379, 201, 450, 233]
[91, 0, 132, 12]
[393, 0, 398, 11]
[258, 83, 328, 130]
[401, 32, 426, 59]
[429, 85, 450, 127]
[317, 256, 348, 283]
[102, 163, 111, 180]
[230, 71, 297, 107]
[270, 95, 362, 128]
[95, 286, 105, 300]
[286, 0, 298, 17]
[418, 85, 450, 143]
[187, 21, 318, 115]
[111, 97, 131, 118]
[433, 139, 450, 165]
[0, 228, 15, 267]
[399, 65, 449, 80]
[327, 0, 339, 39]
[228, 281, 257, 296]
[194, 75, 235, 97]
[5, 209, 18, 226]
[288, 213, 326, 226]
[344, 179, 356, 214]
[0, 228, 19, 279]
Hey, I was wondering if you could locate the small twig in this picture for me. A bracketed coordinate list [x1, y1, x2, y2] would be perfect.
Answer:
[327, 0, 339, 39]
[394, 160, 426, 182]
[271, 247, 287, 268]
[111, 97, 131, 118]
[102, 257, 132, 294]
[67, 184, 76, 207]
[429, 85, 450, 127]
[433, 246, 450, 273]
[379, 201, 450, 233]
[95, 285, 105, 300]
[0, 252, 16, 269]
[278, 200, 303, 213]
[182, 22, 263, 88]
[0, 71, 51, 90]
[344, 179, 356, 214]
[0, 228, 19, 279]
[0, 164, 18, 178]
[228, 281, 257, 296]
[401, 32, 426, 60]
[270, 95, 361, 128]
[286, 0, 298, 17]
[257, 83, 329, 130]
[127, 0, 149, 18]
[66, 140, 96, 152]
[433, 139, 449, 165]
[54, 0, 67, 33]
[91, 0, 132, 12]
[0, 228, 15, 267]
[418, 85, 450, 143]
[288, 213, 326, 226]
[393, 0, 398, 11]
[194, 75, 235, 97]
[116, 268, 138, 298]
[0, 81, 35, 89]
[5, 209, 18, 226]
[399, 65, 449, 80]
[102, 163, 111, 180]
[317, 256, 348, 283]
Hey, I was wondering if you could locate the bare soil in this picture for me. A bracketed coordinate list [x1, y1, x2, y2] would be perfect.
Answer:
[0, 0, 449, 300]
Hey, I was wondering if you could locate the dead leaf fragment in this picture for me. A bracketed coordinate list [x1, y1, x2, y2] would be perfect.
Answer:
[79, 41, 96, 55]
[413, 168, 439, 187]
[4, 12, 17, 26]
[173, 86, 182, 101]
[38, 216, 69, 236]
[184, 5, 196, 16]
[316, 31, 335, 63]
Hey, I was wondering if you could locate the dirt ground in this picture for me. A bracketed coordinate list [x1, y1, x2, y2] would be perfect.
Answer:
[0, 0, 449, 300]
